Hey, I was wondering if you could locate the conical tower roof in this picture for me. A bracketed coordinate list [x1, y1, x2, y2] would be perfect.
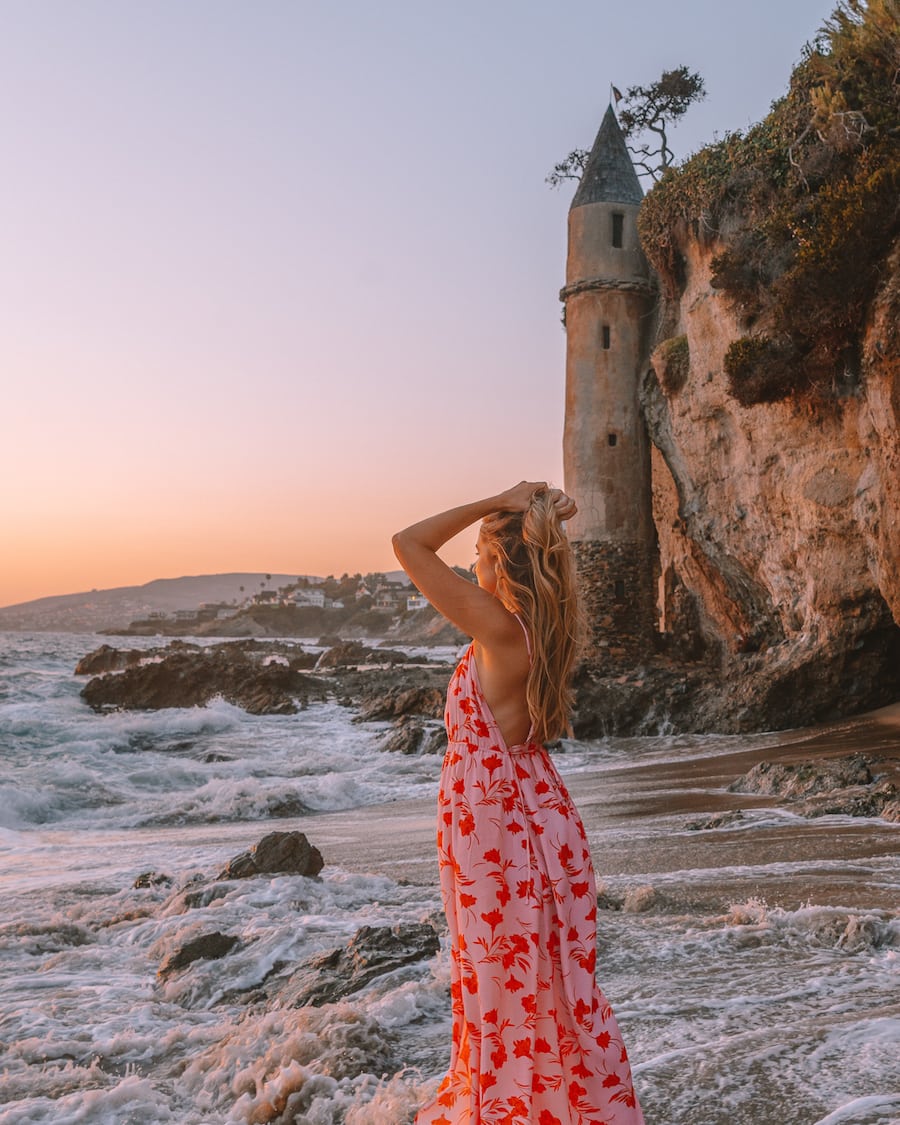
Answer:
[570, 104, 643, 210]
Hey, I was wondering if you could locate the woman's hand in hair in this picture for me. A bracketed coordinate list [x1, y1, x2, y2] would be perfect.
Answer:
[548, 488, 578, 521]
[495, 480, 548, 512]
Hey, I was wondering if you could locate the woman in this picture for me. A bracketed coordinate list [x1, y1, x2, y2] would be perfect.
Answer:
[393, 481, 644, 1125]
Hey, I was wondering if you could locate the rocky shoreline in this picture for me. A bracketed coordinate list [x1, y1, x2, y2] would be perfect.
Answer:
[137, 725, 900, 1059]
[75, 634, 900, 743]
[147, 828, 442, 1011]
[73, 640, 900, 826]
[76, 639, 453, 753]
[573, 629, 900, 736]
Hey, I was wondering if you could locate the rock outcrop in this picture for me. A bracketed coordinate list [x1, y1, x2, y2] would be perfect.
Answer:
[354, 682, 448, 756]
[380, 717, 447, 756]
[76, 639, 454, 724]
[314, 642, 409, 670]
[279, 922, 440, 1008]
[354, 685, 445, 722]
[158, 930, 239, 979]
[219, 831, 325, 880]
[74, 643, 148, 675]
[729, 753, 900, 822]
[729, 754, 874, 799]
[80, 643, 323, 715]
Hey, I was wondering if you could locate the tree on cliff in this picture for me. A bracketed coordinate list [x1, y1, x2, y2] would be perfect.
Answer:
[546, 66, 706, 188]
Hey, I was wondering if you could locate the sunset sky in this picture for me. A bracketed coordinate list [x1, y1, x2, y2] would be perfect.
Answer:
[1, 0, 836, 607]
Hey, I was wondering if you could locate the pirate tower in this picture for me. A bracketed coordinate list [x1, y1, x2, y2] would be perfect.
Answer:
[561, 105, 657, 666]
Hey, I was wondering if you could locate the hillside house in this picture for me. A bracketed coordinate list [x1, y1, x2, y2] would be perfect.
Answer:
[293, 589, 326, 608]
[253, 590, 279, 605]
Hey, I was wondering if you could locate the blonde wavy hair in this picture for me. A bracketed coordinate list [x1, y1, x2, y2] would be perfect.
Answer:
[480, 489, 581, 743]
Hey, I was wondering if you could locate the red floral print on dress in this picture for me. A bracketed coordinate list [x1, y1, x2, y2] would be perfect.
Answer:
[416, 641, 644, 1125]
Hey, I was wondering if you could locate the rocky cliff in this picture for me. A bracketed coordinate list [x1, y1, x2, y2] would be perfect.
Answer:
[618, 3, 900, 731]
[635, 232, 900, 730]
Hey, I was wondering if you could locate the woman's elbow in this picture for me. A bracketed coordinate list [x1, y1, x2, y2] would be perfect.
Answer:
[391, 530, 408, 563]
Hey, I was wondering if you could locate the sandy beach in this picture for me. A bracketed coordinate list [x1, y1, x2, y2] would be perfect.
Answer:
[310, 702, 900, 909]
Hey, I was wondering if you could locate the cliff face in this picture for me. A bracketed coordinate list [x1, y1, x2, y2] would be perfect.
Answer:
[639, 233, 900, 728]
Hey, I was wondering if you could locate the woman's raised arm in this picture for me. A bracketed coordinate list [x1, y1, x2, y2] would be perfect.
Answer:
[391, 482, 546, 643]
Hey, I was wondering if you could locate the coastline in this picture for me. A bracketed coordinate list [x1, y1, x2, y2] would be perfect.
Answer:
[309, 701, 900, 905]
[12, 702, 897, 908]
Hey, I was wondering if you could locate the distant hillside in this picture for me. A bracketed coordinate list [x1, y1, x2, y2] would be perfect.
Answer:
[0, 574, 312, 633]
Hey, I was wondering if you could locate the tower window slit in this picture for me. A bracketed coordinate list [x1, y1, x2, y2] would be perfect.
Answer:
[602, 325, 611, 349]
[614, 580, 626, 602]
[611, 212, 624, 248]
[608, 433, 617, 447]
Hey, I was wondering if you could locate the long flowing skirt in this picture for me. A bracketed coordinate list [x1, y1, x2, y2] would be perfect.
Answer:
[416, 736, 644, 1125]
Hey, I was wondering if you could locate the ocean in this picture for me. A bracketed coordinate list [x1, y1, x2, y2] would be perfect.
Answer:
[1, 632, 898, 1124]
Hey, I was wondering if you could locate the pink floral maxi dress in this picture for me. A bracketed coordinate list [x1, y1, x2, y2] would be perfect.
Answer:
[416, 633, 644, 1125]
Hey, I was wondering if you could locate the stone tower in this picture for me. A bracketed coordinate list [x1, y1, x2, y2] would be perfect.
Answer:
[561, 104, 656, 667]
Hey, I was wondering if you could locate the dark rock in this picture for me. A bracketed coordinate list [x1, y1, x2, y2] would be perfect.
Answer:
[381, 717, 447, 755]
[219, 831, 324, 881]
[158, 930, 238, 978]
[281, 922, 440, 1008]
[573, 665, 702, 737]
[133, 871, 172, 888]
[729, 754, 873, 798]
[727, 753, 900, 822]
[572, 613, 900, 736]
[382, 718, 424, 755]
[315, 642, 409, 670]
[794, 779, 900, 819]
[421, 726, 448, 755]
[336, 664, 453, 715]
[685, 810, 746, 831]
[80, 644, 323, 715]
[177, 883, 233, 911]
[75, 644, 148, 675]
[882, 796, 900, 823]
[265, 795, 310, 818]
[356, 685, 444, 722]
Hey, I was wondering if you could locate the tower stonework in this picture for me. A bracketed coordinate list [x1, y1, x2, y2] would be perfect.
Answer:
[561, 105, 656, 667]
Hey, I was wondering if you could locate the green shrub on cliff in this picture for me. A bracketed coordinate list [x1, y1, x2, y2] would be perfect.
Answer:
[656, 334, 691, 394]
[638, 0, 900, 403]
[723, 337, 800, 406]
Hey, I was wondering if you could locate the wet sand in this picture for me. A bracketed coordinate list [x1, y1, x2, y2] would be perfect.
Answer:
[309, 702, 900, 911]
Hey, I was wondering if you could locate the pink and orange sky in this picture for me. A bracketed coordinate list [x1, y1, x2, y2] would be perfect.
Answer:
[1, 0, 836, 607]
